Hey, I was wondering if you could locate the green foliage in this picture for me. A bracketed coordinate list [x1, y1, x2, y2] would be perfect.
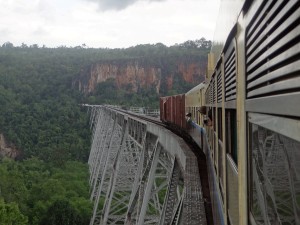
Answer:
[92, 79, 160, 108]
[0, 47, 91, 161]
[82, 39, 210, 105]
[167, 72, 195, 95]
[0, 39, 210, 224]
[0, 158, 92, 225]
[0, 198, 28, 225]
[0, 39, 209, 160]
[40, 200, 82, 225]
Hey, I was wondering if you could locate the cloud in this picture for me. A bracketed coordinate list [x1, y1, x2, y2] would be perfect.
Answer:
[0, 0, 219, 48]
[89, 0, 166, 11]
[33, 27, 48, 36]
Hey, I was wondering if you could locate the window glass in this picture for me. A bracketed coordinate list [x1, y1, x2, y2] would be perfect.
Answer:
[226, 109, 237, 164]
[218, 108, 222, 141]
[250, 123, 300, 225]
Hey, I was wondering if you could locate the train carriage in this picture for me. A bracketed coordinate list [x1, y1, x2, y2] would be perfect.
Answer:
[160, 0, 300, 225]
[184, 83, 207, 149]
[160, 94, 186, 130]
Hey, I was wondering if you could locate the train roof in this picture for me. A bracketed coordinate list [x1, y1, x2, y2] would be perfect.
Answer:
[210, 0, 245, 70]
[186, 82, 206, 96]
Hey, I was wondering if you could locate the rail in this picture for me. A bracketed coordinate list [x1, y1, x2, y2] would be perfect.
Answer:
[86, 105, 207, 225]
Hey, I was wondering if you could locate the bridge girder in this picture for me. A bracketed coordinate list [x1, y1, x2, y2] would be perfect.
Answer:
[88, 106, 207, 225]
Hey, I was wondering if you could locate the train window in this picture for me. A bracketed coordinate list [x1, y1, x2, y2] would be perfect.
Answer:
[225, 109, 237, 165]
[212, 107, 216, 131]
[197, 107, 201, 125]
[218, 108, 222, 141]
[217, 107, 224, 195]
[195, 107, 198, 124]
[249, 114, 300, 225]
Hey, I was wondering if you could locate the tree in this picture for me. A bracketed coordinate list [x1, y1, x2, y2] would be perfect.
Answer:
[2, 41, 14, 48]
[0, 198, 28, 225]
[40, 200, 81, 225]
[30, 44, 39, 48]
[21, 43, 28, 48]
[0, 41, 210, 224]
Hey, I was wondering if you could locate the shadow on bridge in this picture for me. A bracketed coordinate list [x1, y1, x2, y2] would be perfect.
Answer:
[87, 105, 207, 225]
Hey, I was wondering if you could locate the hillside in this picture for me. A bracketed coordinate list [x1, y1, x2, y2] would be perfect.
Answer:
[74, 39, 210, 106]
[74, 56, 206, 95]
[0, 39, 210, 224]
[0, 40, 210, 158]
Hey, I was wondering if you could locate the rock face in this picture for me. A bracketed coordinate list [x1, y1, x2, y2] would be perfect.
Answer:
[178, 62, 203, 83]
[0, 134, 20, 159]
[73, 60, 206, 94]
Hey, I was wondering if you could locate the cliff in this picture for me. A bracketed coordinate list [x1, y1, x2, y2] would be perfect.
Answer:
[73, 59, 206, 95]
[75, 61, 161, 94]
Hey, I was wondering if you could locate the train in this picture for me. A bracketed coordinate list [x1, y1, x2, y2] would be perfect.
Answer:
[160, 0, 300, 225]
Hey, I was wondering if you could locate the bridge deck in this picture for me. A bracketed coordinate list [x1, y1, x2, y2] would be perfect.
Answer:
[87, 105, 207, 225]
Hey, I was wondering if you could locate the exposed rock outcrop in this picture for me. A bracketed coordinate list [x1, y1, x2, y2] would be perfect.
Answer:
[73, 59, 206, 94]
[0, 134, 20, 159]
[178, 62, 203, 83]
[74, 61, 161, 94]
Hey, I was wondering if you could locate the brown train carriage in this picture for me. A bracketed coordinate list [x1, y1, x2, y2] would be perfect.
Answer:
[160, 96, 173, 122]
[159, 96, 170, 122]
[159, 96, 166, 122]
[160, 96, 171, 123]
[159, 94, 186, 130]
[175, 95, 186, 129]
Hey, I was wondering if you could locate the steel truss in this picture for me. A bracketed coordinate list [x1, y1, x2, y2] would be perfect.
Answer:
[88, 106, 207, 225]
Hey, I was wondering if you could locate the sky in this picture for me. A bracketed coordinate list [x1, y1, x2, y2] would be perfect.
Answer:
[0, 0, 220, 49]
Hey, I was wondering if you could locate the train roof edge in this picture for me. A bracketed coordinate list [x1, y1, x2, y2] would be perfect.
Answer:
[209, 0, 245, 77]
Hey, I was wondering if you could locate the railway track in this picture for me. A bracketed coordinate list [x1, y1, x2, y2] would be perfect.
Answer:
[114, 108, 213, 225]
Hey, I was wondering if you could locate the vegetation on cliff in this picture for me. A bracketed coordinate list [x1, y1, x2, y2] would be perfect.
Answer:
[75, 38, 211, 106]
[0, 38, 210, 224]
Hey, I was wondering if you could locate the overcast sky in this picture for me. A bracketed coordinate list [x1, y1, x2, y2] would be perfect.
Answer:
[0, 0, 220, 48]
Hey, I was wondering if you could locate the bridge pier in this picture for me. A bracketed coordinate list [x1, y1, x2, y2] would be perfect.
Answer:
[87, 106, 207, 225]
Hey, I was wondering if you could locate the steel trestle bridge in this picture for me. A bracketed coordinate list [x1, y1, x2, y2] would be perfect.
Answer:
[87, 105, 207, 225]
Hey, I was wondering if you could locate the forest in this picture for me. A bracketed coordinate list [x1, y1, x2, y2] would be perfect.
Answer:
[0, 39, 210, 224]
